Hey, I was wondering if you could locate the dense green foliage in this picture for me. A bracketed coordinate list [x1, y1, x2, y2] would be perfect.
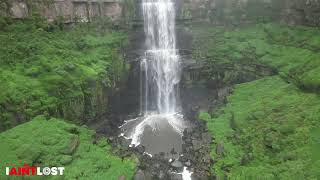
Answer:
[200, 76, 320, 179]
[192, 23, 320, 91]
[194, 24, 320, 179]
[0, 15, 135, 179]
[0, 16, 128, 129]
[0, 116, 135, 179]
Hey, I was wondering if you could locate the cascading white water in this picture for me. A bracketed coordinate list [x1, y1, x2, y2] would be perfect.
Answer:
[121, 0, 186, 152]
[141, 0, 181, 114]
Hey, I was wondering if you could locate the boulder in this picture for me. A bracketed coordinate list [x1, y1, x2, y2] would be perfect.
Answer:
[185, 160, 192, 167]
[192, 139, 202, 150]
[216, 142, 224, 155]
[134, 170, 152, 180]
[134, 170, 146, 180]
[171, 160, 183, 168]
[135, 145, 145, 154]
[171, 173, 183, 180]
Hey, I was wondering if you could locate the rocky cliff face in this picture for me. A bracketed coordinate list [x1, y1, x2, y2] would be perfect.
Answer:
[4, 0, 319, 26]
[282, 0, 320, 26]
[4, 0, 122, 22]
[180, 0, 320, 26]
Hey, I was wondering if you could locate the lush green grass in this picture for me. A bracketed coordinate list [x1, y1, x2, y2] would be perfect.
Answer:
[193, 24, 320, 179]
[191, 23, 320, 91]
[200, 76, 320, 179]
[0, 116, 135, 179]
[0, 17, 135, 179]
[0, 17, 128, 129]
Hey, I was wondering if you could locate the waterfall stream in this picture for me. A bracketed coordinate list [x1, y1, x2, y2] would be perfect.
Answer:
[121, 0, 187, 155]
[141, 0, 180, 114]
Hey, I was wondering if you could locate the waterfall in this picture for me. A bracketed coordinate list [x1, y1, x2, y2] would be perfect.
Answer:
[141, 0, 181, 114]
[121, 0, 186, 152]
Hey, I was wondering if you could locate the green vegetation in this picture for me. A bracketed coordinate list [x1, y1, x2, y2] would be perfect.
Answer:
[0, 13, 135, 179]
[0, 116, 135, 179]
[192, 23, 320, 91]
[194, 23, 320, 179]
[200, 76, 320, 179]
[0, 16, 129, 130]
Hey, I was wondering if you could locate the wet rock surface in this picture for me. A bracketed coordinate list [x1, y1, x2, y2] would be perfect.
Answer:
[105, 112, 216, 179]
[180, 121, 215, 179]
[114, 115, 218, 180]
[134, 153, 179, 180]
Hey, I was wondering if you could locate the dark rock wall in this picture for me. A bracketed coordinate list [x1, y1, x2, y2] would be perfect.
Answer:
[0, 77, 122, 131]
[57, 80, 110, 123]
[180, 0, 320, 26]
[282, 0, 320, 26]
[3, 0, 319, 26]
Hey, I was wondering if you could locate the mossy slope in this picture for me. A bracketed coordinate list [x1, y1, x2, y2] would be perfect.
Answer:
[0, 116, 135, 179]
[194, 23, 320, 179]
[192, 23, 320, 91]
[200, 76, 320, 179]
[0, 18, 129, 130]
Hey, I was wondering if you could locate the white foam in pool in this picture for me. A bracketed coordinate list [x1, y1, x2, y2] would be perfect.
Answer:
[179, 167, 193, 180]
[122, 113, 186, 146]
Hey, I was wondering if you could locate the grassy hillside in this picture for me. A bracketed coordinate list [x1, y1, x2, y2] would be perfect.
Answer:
[192, 23, 320, 92]
[0, 16, 128, 130]
[0, 116, 135, 179]
[193, 23, 320, 179]
[200, 76, 320, 179]
[0, 15, 136, 179]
